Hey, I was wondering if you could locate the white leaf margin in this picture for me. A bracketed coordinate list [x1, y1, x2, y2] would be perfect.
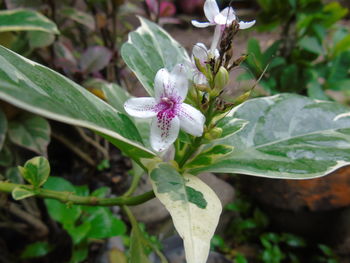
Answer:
[150, 173, 222, 263]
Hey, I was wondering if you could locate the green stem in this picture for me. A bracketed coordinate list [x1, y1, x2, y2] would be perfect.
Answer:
[178, 136, 202, 168]
[0, 182, 154, 206]
[122, 171, 143, 197]
[177, 98, 217, 168]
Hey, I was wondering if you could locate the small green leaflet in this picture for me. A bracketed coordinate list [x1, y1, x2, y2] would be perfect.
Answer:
[18, 156, 50, 188]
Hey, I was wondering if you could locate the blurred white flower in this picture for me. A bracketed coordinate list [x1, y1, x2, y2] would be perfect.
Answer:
[191, 0, 255, 29]
[191, 0, 255, 53]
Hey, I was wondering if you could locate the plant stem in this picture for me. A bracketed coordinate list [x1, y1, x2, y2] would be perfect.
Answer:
[122, 171, 143, 197]
[178, 136, 202, 168]
[177, 99, 217, 168]
[0, 182, 155, 206]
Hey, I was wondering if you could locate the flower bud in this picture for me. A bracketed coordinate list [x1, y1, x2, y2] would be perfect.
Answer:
[214, 66, 229, 91]
[204, 127, 222, 140]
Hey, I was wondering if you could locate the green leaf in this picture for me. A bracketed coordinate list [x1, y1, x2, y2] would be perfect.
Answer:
[84, 79, 130, 113]
[44, 177, 81, 224]
[307, 80, 329, 100]
[185, 144, 234, 170]
[0, 45, 155, 164]
[27, 31, 55, 48]
[8, 113, 50, 155]
[69, 241, 88, 263]
[280, 64, 298, 92]
[91, 186, 109, 198]
[12, 186, 36, 200]
[21, 241, 52, 259]
[325, 51, 350, 90]
[61, 8, 95, 30]
[121, 17, 190, 96]
[333, 35, 350, 57]
[0, 107, 7, 150]
[299, 36, 323, 55]
[149, 163, 222, 263]
[86, 208, 126, 239]
[246, 38, 263, 72]
[0, 144, 13, 166]
[0, 9, 59, 34]
[65, 221, 91, 245]
[5, 167, 23, 183]
[18, 156, 50, 187]
[235, 253, 248, 263]
[129, 222, 152, 263]
[189, 94, 350, 179]
[217, 117, 248, 139]
[101, 83, 130, 114]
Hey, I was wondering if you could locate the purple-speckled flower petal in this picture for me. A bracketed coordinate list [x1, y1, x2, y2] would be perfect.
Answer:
[124, 97, 157, 118]
[169, 64, 188, 102]
[154, 68, 170, 101]
[204, 0, 220, 23]
[150, 115, 180, 152]
[179, 103, 205, 137]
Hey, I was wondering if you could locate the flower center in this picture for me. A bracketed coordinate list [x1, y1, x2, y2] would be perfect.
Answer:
[161, 97, 175, 109]
[155, 96, 179, 121]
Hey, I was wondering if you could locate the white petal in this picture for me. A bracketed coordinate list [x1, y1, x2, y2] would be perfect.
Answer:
[239, 20, 256, 29]
[124, 97, 157, 118]
[169, 64, 188, 102]
[150, 116, 180, 152]
[192, 43, 209, 64]
[214, 48, 220, 59]
[154, 68, 170, 101]
[191, 20, 213, 28]
[214, 7, 236, 25]
[193, 72, 208, 85]
[179, 103, 205, 137]
[204, 0, 220, 23]
[209, 24, 222, 54]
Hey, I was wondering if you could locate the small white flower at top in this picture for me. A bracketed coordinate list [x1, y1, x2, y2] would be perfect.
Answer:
[192, 0, 255, 53]
[124, 64, 206, 152]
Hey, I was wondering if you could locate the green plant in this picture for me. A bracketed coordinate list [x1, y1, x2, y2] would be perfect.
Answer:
[244, 0, 350, 101]
[0, 0, 350, 262]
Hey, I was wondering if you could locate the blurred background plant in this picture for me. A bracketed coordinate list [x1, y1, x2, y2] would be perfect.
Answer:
[242, 0, 350, 104]
[211, 192, 341, 263]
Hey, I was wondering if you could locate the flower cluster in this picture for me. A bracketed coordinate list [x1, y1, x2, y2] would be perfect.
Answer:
[124, 0, 255, 152]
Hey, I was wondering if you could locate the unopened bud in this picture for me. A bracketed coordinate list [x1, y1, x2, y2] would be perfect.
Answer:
[204, 127, 223, 140]
[194, 57, 206, 75]
[214, 66, 229, 91]
[195, 84, 210, 92]
[233, 90, 252, 106]
[230, 54, 248, 69]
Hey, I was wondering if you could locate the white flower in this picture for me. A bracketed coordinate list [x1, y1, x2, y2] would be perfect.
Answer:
[191, 0, 256, 30]
[124, 64, 206, 152]
[191, 43, 219, 85]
